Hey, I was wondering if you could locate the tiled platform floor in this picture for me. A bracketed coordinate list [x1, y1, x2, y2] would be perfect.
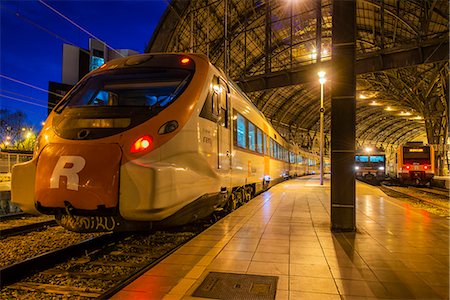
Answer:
[113, 176, 449, 299]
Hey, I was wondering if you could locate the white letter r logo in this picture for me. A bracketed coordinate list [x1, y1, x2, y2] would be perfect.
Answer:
[50, 156, 86, 191]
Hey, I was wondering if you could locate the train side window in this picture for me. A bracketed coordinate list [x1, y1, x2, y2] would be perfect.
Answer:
[270, 139, 274, 157]
[236, 114, 247, 148]
[248, 122, 256, 151]
[212, 93, 219, 116]
[200, 77, 220, 123]
[256, 128, 263, 154]
[218, 81, 228, 128]
[263, 133, 267, 155]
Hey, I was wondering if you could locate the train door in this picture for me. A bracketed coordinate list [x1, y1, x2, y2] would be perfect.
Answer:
[215, 78, 231, 174]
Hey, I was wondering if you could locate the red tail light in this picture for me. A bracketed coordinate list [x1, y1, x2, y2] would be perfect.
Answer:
[423, 165, 428, 170]
[131, 136, 152, 153]
[405, 165, 411, 170]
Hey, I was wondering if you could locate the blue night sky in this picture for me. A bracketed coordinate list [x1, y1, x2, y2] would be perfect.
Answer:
[1, 0, 167, 130]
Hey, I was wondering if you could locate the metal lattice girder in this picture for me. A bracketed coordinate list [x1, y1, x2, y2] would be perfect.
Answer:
[147, 0, 449, 162]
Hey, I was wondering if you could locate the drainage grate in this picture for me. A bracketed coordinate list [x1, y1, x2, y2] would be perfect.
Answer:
[192, 272, 278, 300]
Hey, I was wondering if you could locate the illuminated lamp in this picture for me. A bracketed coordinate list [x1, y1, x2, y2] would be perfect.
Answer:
[405, 165, 411, 170]
[131, 136, 153, 153]
[423, 165, 428, 170]
[180, 57, 190, 64]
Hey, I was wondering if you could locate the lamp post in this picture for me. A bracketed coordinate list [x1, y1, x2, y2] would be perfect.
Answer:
[318, 71, 326, 185]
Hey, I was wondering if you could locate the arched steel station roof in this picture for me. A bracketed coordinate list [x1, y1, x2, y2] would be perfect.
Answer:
[147, 0, 448, 152]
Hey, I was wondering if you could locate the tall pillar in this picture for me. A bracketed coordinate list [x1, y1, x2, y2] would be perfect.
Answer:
[331, 0, 356, 232]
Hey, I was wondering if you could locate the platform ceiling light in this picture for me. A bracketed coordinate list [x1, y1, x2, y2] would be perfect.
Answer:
[369, 100, 382, 106]
[385, 106, 394, 111]
[365, 147, 373, 153]
[317, 71, 326, 84]
[359, 94, 367, 99]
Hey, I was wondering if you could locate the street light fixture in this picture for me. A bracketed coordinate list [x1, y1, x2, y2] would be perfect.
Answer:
[318, 71, 326, 185]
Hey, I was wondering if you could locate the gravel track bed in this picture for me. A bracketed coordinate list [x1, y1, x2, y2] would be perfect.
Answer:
[0, 226, 103, 268]
[380, 185, 449, 217]
[0, 215, 55, 230]
[1, 231, 196, 299]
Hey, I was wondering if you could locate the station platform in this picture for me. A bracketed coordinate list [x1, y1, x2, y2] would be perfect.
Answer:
[113, 176, 449, 300]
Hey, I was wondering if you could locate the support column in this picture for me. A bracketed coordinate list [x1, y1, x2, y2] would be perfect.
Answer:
[331, 0, 356, 232]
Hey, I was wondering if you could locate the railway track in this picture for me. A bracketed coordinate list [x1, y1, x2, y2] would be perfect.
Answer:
[408, 186, 449, 198]
[0, 212, 27, 221]
[0, 220, 57, 239]
[0, 227, 200, 298]
[380, 184, 449, 213]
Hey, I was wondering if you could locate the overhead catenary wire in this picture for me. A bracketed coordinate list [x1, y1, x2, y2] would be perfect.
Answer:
[0, 94, 49, 109]
[0, 89, 52, 105]
[0, 74, 64, 98]
[38, 0, 125, 58]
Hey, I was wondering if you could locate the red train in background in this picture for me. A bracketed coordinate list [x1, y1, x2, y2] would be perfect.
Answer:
[397, 142, 434, 185]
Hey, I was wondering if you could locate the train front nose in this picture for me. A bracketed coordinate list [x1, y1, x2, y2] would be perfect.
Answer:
[35, 143, 122, 214]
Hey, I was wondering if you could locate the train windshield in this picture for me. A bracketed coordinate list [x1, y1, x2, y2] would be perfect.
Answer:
[369, 155, 384, 163]
[403, 147, 430, 164]
[53, 68, 193, 140]
[58, 68, 192, 110]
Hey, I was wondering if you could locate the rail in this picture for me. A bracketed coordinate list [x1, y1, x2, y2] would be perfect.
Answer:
[0, 220, 57, 239]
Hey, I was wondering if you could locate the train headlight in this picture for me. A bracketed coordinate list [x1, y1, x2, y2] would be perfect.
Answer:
[378, 166, 384, 170]
[158, 120, 179, 135]
[131, 136, 153, 153]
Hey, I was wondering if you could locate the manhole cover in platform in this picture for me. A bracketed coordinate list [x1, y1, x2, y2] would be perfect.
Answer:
[192, 272, 278, 299]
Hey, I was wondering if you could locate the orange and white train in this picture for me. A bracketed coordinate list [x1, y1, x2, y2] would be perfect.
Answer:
[11, 53, 318, 232]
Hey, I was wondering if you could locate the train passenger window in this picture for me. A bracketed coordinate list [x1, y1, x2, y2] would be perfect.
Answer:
[270, 139, 274, 157]
[212, 93, 219, 116]
[248, 122, 256, 151]
[297, 155, 302, 163]
[263, 133, 267, 155]
[218, 81, 228, 128]
[275, 143, 278, 160]
[256, 128, 263, 153]
[236, 114, 247, 148]
[290, 152, 295, 163]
